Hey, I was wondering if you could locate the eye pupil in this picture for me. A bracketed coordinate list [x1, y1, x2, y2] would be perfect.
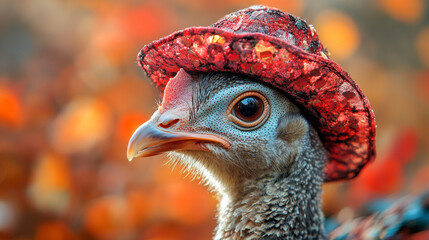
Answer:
[234, 96, 264, 122]
[228, 91, 270, 130]
[238, 97, 259, 118]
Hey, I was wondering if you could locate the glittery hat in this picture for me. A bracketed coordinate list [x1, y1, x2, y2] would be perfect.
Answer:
[137, 5, 376, 181]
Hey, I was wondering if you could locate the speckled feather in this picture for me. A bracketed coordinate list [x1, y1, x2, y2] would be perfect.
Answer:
[214, 129, 326, 240]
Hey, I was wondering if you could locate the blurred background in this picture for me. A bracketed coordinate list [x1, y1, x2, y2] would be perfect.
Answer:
[0, 0, 428, 239]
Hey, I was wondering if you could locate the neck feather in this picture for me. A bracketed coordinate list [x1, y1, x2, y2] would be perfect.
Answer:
[214, 130, 327, 240]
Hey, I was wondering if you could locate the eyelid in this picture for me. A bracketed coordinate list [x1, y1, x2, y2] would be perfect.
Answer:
[227, 91, 270, 130]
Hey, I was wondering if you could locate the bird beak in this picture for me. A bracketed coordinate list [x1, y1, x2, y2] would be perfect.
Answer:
[127, 68, 230, 161]
[127, 120, 230, 161]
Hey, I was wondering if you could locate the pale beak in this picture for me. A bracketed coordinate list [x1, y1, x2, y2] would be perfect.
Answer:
[127, 121, 230, 161]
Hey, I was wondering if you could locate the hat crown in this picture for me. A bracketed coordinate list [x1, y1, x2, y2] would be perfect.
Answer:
[212, 5, 329, 57]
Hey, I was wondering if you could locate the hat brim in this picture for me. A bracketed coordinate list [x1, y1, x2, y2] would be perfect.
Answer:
[138, 27, 376, 182]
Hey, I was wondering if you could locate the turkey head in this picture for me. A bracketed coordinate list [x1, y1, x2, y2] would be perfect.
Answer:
[127, 69, 314, 193]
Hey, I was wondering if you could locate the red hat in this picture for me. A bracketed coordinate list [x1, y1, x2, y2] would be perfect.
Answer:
[137, 5, 376, 182]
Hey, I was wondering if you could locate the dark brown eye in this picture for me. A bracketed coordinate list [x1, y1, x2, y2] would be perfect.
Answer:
[227, 91, 270, 130]
[234, 96, 264, 122]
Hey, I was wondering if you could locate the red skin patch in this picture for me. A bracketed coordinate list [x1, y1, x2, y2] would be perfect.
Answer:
[158, 69, 195, 130]
[161, 69, 195, 113]
[137, 6, 376, 182]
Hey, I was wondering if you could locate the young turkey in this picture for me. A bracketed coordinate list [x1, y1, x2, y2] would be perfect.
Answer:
[129, 70, 328, 239]
[126, 5, 428, 240]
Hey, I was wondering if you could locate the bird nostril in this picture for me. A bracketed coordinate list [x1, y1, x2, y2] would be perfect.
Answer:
[158, 118, 180, 129]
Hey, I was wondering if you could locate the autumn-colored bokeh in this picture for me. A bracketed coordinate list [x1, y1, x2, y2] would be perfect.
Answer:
[1, 0, 428, 239]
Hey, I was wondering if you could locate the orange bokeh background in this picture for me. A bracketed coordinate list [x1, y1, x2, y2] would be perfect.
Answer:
[1, 0, 429, 239]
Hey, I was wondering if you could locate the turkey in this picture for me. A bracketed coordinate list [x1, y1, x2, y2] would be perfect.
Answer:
[126, 5, 428, 240]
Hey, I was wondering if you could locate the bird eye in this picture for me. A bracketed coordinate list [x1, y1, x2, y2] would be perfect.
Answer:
[227, 91, 270, 130]
[234, 97, 263, 122]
